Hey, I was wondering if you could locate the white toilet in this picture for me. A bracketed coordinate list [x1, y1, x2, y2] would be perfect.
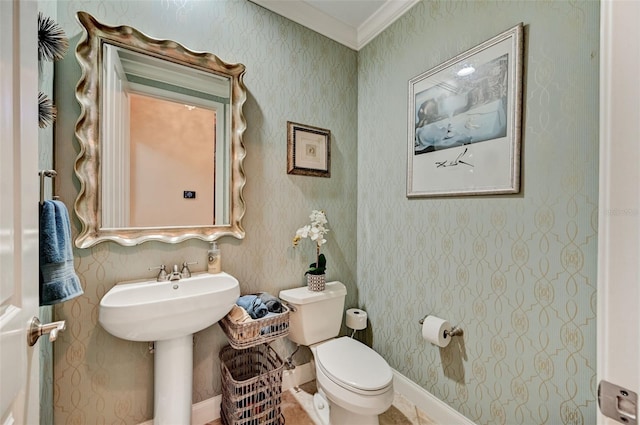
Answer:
[279, 281, 394, 425]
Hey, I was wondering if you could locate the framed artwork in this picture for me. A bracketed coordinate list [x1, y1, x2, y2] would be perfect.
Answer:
[407, 23, 524, 197]
[287, 121, 331, 178]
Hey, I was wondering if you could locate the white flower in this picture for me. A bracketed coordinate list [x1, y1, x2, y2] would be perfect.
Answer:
[296, 225, 310, 239]
[293, 210, 330, 275]
[293, 210, 329, 248]
[310, 210, 328, 225]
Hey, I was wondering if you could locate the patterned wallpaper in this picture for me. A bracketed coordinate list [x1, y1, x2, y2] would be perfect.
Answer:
[52, 1, 357, 423]
[49, 0, 599, 424]
[357, 1, 599, 425]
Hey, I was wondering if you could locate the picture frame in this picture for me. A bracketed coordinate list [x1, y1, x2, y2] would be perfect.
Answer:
[407, 23, 524, 197]
[287, 121, 331, 178]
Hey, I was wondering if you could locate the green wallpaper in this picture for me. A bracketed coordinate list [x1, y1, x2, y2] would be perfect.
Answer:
[357, 1, 599, 424]
[52, 1, 357, 423]
[49, 0, 600, 423]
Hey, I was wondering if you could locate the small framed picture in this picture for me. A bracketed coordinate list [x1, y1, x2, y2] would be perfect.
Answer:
[287, 121, 331, 178]
[407, 23, 524, 197]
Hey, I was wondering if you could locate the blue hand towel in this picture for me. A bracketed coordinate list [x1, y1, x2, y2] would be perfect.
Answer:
[257, 292, 283, 313]
[236, 295, 268, 319]
[39, 200, 83, 306]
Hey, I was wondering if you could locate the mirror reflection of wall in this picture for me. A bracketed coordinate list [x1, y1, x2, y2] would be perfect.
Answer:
[129, 94, 216, 227]
[100, 43, 229, 229]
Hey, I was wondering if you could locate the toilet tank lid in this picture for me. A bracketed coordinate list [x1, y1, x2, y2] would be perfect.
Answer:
[279, 281, 346, 305]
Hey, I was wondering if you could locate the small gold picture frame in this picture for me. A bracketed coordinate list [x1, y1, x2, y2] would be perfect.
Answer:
[287, 121, 331, 178]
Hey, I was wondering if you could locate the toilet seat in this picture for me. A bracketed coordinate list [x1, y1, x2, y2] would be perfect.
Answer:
[315, 337, 393, 396]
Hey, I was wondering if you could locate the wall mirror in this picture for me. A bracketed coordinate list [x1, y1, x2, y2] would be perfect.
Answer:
[74, 11, 246, 248]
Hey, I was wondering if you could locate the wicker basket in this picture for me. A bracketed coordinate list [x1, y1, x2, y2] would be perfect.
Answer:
[306, 274, 326, 292]
[219, 304, 290, 350]
[220, 344, 285, 425]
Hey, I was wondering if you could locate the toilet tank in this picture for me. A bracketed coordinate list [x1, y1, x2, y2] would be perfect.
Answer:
[279, 281, 347, 346]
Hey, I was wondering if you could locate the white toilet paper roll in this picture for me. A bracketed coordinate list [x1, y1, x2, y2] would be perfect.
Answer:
[421, 315, 452, 347]
[346, 308, 367, 330]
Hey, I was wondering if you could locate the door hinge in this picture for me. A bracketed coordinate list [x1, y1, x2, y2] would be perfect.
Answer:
[599, 380, 638, 425]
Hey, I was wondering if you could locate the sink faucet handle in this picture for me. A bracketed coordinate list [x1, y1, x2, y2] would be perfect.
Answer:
[181, 261, 198, 279]
[149, 264, 168, 281]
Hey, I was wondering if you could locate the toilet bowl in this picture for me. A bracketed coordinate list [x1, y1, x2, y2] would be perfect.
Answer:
[312, 337, 394, 425]
[279, 282, 394, 425]
[313, 391, 331, 425]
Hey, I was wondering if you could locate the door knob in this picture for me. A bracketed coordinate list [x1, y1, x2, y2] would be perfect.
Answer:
[27, 316, 66, 346]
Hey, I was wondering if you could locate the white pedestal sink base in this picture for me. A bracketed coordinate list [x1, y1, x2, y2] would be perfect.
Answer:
[154, 335, 193, 425]
[98, 273, 240, 424]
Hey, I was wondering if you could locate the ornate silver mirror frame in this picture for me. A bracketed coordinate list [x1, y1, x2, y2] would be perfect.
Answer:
[74, 11, 246, 248]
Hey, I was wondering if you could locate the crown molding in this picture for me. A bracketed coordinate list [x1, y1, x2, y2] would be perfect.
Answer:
[357, 0, 420, 49]
[249, 0, 419, 51]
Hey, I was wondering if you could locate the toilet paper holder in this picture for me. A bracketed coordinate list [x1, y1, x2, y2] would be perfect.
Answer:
[418, 316, 464, 338]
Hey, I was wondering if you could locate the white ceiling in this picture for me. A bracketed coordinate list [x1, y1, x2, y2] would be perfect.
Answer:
[249, 0, 420, 50]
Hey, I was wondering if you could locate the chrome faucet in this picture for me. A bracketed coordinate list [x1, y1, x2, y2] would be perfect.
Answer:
[168, 264, 182, 281]
[150, 261, 197, 282]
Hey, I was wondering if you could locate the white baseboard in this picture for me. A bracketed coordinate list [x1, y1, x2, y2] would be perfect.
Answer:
[192, 396, 221, 425]
[392, 369, 476, 425]
[140, 363, 475, 425]
[138, 395, 222, 425]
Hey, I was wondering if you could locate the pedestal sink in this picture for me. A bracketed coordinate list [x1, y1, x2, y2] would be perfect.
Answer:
[99, 272, 240, 425]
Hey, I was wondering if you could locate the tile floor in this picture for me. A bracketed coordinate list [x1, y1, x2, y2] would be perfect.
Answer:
[209, 380, 436, 425]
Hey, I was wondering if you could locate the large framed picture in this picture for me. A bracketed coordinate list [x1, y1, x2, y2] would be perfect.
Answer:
[407, 23, 524, 197]
[287, 121, 331, 178]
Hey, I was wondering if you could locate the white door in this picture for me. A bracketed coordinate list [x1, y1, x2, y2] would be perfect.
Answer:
[0, 1, 41, 424]
[598, 0, 640, 424]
